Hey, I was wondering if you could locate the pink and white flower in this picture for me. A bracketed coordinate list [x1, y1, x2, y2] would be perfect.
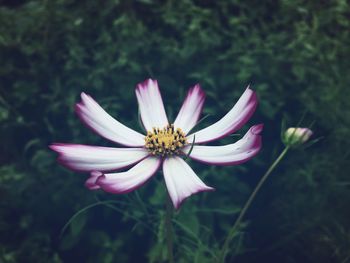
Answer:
[50, 79, 263, 209]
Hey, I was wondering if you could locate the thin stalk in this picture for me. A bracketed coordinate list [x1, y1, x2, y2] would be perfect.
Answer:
[165, 196, 175, 263]
[217, 146, 290, 263]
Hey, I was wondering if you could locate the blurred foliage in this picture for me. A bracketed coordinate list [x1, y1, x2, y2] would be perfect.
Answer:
[0, 0, 350, 262]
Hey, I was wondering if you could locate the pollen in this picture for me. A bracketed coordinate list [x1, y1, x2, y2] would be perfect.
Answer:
[145, 124, 187, 156]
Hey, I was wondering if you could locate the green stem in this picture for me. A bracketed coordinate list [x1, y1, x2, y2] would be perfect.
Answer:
[165, 196, 174, 263]
[217, 146, 290, 263]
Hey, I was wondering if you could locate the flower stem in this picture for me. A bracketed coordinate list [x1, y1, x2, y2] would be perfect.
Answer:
[165, 196, 174, 263]
[217, 146, 290, 263]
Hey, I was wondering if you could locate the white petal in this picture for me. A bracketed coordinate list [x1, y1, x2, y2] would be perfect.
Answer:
[75, 92, 145, 146]
[162, 157, 214, 209]
[96, 157, 161, 194]
[135, 79, 169, 131]
[187, 87, 257, 143]
[50, 143, 149, 172]
[182, 124, 263, 165]
[174, 84, 206, 134]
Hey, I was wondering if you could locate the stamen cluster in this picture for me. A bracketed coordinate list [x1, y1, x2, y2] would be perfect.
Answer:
[145, 124, 187, 156]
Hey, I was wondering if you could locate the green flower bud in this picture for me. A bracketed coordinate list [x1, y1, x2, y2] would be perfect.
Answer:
[283, 127, 313, 147]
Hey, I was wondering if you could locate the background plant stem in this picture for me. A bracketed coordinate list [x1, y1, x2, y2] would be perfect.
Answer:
[217, 146, 290, 263]
[165, 196, 175, 263]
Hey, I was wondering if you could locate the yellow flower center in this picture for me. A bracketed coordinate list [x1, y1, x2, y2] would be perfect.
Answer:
[145, 124, 187, 156]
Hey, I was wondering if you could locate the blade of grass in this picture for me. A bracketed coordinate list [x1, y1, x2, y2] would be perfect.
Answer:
[184, 135, 196, 160]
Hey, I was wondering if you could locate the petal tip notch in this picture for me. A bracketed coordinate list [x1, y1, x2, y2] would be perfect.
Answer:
[85, 171, 102, 190]
[251, 124, 264, 135]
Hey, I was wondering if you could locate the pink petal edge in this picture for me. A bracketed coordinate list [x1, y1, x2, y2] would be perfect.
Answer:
[187, 87, 258, 144]
[75, 92, 145, 147]
[49, 143, 149, 173]
[174, 84, 206, 135]
[183, 124, 263, 166]
[162, 157, 215, 210]
[96, 157, 162, 194]
[135, 79, 169, 131]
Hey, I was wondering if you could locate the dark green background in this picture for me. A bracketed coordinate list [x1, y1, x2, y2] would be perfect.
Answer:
[1, 0, 349, 262]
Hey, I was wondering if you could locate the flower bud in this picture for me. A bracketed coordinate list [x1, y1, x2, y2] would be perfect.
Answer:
[283, 127, 313, 147]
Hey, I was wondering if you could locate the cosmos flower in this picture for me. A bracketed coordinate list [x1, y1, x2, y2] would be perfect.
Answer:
[50, 79, 263, 209]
